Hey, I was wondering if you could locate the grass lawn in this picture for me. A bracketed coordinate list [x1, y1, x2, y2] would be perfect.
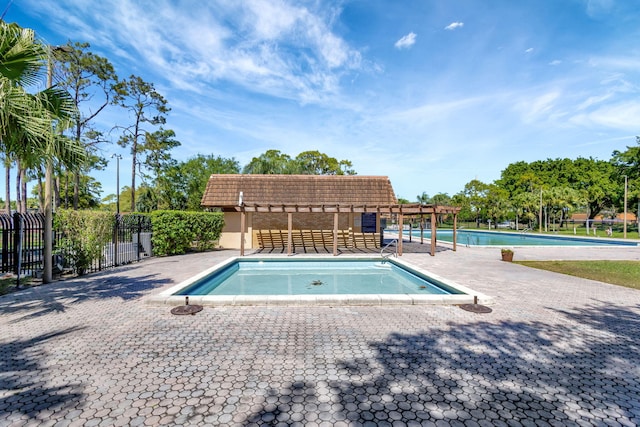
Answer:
[0, 276, 39, 296]
[545, 228, 639, 239]
[516, 260, 640, 290]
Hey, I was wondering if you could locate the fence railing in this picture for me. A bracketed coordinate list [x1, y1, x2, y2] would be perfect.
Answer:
[0, 212, 152, 277]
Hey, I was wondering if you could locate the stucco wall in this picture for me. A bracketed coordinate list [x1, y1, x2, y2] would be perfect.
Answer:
[219, 211, 254, 249]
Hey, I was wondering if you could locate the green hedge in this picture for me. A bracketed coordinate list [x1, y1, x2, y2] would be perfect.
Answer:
[150, 211, 224, 256]
[54, 209, 116, 275]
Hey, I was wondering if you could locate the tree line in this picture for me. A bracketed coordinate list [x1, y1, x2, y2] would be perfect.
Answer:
[413, 147, 640, 229]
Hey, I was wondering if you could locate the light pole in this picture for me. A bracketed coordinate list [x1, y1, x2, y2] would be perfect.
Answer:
[43, 44, 71, 284]
[111, 154, 122, 214]
[623, 175, 628, 239]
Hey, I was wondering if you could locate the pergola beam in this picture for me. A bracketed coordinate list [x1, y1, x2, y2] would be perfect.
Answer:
[230, 203, 461, 257]
[238, 203, 460, 215]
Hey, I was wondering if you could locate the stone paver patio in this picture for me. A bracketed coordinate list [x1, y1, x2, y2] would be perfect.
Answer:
[1, 241, 640, 426]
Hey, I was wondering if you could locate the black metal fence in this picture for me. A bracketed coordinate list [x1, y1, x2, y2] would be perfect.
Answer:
[0, 212, 152, 277]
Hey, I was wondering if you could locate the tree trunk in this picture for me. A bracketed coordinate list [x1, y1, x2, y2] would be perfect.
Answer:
[15, 162, 22, 214]
[5, 163, 10, 214]
[74, 171, 80, 210]
[131, 149, 136, 212]
[37, 174, 44, 213]
[20, 167, 27, 213]
[54, 174, 61, 209]
[65, 169, 69, 208]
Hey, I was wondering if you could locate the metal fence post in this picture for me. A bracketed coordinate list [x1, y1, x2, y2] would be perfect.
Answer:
[137, 215, 142, 262]
[114, 214, 119, 267]
[12, 213, 21, 275]
[13, 212, 25, 287]
[1, 217, 9, 272]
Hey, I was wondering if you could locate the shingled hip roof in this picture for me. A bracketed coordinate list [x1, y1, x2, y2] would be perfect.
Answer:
[201, 174, 398, 208]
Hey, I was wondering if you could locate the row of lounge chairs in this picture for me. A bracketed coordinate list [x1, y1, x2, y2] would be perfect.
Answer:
[255, 229, 380, 252]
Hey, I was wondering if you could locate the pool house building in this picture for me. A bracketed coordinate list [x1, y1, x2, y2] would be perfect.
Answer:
[201, 174, 461, 256]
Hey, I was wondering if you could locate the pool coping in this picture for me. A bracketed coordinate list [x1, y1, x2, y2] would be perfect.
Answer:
[144, 255, 494, 307]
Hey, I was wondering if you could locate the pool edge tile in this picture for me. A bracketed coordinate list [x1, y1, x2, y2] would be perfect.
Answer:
[378, 294, 413, 305]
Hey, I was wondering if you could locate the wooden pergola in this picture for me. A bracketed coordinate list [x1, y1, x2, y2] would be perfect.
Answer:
[235, 202, 461, 257]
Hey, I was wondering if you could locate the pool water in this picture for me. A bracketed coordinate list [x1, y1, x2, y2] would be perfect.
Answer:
[404, 229, 638, 246]
[175, 259, 461, 296]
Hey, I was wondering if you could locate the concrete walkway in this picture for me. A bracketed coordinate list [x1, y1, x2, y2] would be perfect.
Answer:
[1, 243, 639, 426]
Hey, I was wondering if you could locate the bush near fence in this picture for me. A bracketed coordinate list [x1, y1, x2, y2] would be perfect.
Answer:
[55, 209, 116, 275]
[150, 210, 224, 256]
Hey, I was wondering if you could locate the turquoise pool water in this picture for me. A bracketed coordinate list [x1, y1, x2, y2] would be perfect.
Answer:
[175, 259, 462, 296]
[403, 229, 638, 247]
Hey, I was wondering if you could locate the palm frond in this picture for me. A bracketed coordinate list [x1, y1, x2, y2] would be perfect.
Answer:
[0, 22, 46, 86]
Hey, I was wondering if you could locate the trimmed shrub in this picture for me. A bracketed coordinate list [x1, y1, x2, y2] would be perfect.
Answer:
[54, 209, 116, 275]
[150, 211, 224, 256]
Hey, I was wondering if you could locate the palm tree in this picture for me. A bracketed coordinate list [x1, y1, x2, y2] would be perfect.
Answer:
[1, 21, 84, 282]
[416, 192, 430, 205]
[0, 22, 82, 211]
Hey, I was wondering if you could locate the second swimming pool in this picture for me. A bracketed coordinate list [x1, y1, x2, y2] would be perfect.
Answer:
[404, 229, 639, 246]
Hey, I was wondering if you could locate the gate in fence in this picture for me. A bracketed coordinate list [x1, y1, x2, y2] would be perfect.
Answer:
[0, 213, 152, 277]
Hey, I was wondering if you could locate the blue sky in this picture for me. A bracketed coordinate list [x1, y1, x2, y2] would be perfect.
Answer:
[6, 0, 640, 202]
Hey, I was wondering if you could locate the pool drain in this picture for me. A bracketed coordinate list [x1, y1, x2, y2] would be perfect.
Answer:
[459, 296, 492, 314]
[171, 296, 203, 315]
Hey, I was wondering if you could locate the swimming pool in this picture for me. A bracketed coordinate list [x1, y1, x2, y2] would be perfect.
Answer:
[150, 257, 490, 307]
[403, 229, 639, 247]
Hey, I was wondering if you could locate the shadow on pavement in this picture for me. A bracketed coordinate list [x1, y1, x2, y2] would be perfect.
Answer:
[0, 271, 172, 323]
[242, 302, 640, 424]
[0, 327, 86, 422]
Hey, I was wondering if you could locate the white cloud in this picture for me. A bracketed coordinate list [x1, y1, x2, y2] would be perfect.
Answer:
[394, 32, 417, 49]
[576, 93, 614, 111]
[585, 0, 614, 17]
[388, 96, 485, 126]
[525, 48, 534, 53]
[444, 22, 464, 31]
[588, 55, 640, 70]
[25, 0, 365, 106]
[570, 101, 640, 131]
[243, 0, 301, 40]
[514, 91, 561, 123]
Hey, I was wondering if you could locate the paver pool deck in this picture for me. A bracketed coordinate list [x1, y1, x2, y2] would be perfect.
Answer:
[1, 241, 640, 426]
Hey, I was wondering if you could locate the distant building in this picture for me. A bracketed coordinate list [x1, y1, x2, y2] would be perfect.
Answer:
[201, 174, 397, 250]
[571, 212, 638, 223]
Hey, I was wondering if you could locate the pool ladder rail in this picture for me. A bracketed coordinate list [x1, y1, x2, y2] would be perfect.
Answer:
[380, 239, 398, 262]
[464, 235, 479, 247]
